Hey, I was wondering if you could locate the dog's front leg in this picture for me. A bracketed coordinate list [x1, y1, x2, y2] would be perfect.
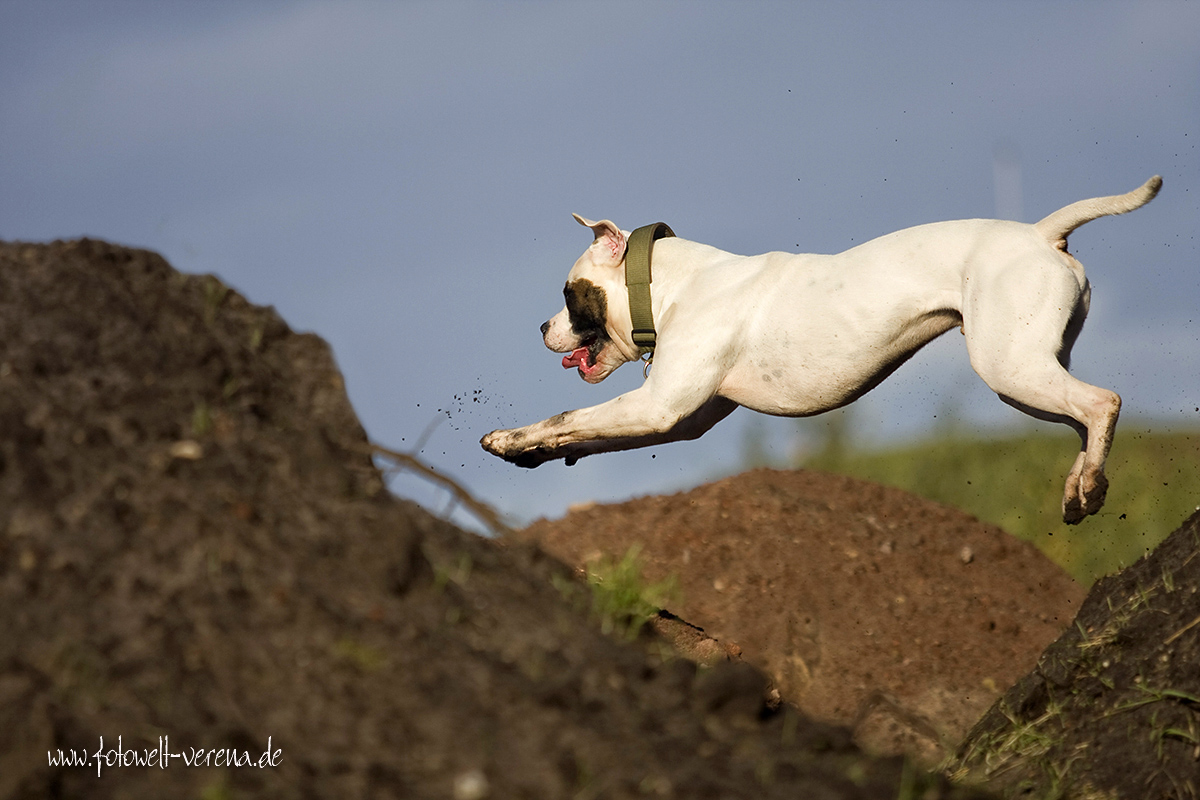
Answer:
[481, 389, 736, 468]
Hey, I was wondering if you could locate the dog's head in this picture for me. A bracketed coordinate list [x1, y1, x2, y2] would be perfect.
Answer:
[540, 214, 640, 383]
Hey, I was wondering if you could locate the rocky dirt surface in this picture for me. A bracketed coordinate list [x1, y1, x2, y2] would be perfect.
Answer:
[520, 470, 1086, 766]
[0, 239, 989, 799]
[950, 508, 1200, 799]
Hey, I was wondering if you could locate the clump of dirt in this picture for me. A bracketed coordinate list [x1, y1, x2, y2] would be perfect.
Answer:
[950, 509, 1200, 799]
[0, 240, 987, 799]
[521, 471, 1085, 765]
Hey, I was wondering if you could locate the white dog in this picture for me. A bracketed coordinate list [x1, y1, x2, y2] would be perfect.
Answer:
[482, 176, 1161, 523]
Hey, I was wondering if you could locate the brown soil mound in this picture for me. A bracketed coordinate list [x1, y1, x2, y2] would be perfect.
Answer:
[521, 469, 1085, 764]
[0, 240, 986, 799]
[951, 509, 1200, 799]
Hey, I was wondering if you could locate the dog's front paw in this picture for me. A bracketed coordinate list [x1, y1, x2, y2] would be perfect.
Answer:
[480, 428, 553, 468]
[480, 429, 510, 458]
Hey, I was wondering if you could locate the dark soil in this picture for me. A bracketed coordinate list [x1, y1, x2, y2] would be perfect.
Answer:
[520, 470, 1085, 766]
[0, 239, 989, 799]
[950, 509, 1200, 799]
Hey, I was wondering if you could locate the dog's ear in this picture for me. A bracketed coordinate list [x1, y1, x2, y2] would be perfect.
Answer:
[573, 213, 626, 267]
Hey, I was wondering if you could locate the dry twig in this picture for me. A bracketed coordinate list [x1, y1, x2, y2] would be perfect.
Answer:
[363, 442, 513, 537]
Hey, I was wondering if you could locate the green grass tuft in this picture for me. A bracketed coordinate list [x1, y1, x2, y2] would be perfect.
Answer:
[585, 545, 679, 641]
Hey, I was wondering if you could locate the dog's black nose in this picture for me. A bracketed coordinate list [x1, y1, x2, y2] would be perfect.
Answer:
[540, 320, 550, 337]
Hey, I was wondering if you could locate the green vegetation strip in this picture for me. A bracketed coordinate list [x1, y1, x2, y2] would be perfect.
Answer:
[803, 426, 1200, 584]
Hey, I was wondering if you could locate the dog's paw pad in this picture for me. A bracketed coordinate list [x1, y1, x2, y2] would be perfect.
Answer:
[1061, 492, 1085, 525]
[510, 448, 549, 469]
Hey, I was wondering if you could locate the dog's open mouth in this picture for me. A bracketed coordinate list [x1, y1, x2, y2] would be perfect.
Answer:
[561, 334, 600, 373]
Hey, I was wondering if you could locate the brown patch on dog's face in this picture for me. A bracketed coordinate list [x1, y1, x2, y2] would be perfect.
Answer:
[563, 279, 610, 357]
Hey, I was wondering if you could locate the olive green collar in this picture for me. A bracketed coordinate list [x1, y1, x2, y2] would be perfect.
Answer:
[624, 222, 675, 361]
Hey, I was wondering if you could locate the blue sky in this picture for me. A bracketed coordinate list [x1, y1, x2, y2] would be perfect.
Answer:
[2, 1, 1197, 530]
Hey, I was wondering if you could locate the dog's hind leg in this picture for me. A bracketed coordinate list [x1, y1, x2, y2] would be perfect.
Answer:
[963, 264, 1119, 524]
[995, 378, 1120, 525]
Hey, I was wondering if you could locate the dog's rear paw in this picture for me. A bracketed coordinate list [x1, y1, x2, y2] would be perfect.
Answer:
[1061, 471, 1109, 524]
[1080, 472, 1109, 517]
[1062, 501, 1085, 525]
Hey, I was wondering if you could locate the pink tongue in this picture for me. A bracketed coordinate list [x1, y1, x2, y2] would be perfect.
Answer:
[562, 347, 589, 369]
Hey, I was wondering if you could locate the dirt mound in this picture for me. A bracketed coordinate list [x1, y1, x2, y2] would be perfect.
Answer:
[0, 240, 987, 799]
[521, 470, 1084, 764]
[950, 508, 1200, 798]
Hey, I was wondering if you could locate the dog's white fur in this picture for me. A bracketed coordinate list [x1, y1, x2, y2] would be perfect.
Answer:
[482, 176, 1161, 523]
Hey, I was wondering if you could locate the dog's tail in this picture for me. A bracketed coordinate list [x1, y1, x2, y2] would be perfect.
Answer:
[1034, 175, 1162, 251]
